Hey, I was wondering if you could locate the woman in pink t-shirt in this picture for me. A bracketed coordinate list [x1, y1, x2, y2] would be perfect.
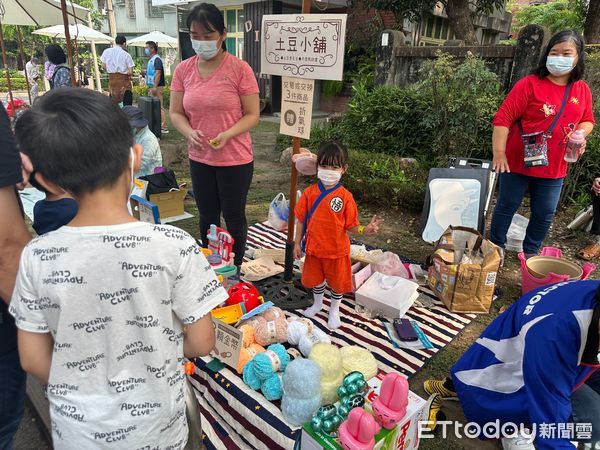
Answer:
[170, 3, 260, 273]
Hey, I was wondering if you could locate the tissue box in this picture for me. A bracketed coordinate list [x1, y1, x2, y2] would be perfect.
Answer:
[355, 272, 419, 319]
[352, 262, 373, 292]
[301, 373, 427, 450]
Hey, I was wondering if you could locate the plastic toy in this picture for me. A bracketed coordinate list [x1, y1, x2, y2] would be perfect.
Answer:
[337, 372, 368, 400]
[371, 372, 409, 430]
[226, 282, 263, 312]
[338, 407, 381, 450]
[205, 224, 235, 272]
[210, 303, 245, 325]
[311, 404, 343, 435]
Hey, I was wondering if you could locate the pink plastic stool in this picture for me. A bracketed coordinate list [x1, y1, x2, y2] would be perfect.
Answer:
[519, 247, 595, 295]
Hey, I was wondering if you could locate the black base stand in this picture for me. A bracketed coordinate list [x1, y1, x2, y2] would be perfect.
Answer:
[255, 242, 312, 310]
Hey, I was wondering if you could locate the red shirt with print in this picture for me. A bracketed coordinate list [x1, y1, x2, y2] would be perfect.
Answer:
[492, 74, 594, 179]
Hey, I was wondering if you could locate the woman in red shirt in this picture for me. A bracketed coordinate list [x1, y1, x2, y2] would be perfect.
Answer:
[491, 30, 594, 260]
[170, 3, 260, 277]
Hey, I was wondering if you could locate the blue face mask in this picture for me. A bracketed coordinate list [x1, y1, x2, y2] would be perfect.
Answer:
[546, 56, 575, 76]
[144, 48, 151, 56]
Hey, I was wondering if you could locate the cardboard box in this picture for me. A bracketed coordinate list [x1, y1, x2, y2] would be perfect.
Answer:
[355, 272, 419, 320]
[149, 188, 188, 220]
[129, 195, 160, 224]
[352, 262, 373, 292]
[301, 373, 427, 450]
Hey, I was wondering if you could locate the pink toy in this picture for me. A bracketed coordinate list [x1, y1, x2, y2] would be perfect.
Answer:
[206, 224, 235, 267]
[371, 372, 409, 430]
[519, 247, 595, 295]
[338, 408, 380, 450]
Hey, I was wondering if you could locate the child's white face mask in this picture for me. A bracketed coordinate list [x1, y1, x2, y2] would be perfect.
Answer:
[317, 168, 342, 185]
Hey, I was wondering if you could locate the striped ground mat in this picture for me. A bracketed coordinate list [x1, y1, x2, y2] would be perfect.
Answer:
[190, 222, 477, 450]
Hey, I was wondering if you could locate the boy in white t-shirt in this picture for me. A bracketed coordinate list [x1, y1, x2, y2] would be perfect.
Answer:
[10, 88, 228, 449]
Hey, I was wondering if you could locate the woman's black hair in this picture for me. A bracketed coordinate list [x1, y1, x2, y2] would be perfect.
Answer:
[186, 3, 227, 52]
[533, 29, 585, 82]
[317, 141, 349, 168]
[45, 44, 67, 65]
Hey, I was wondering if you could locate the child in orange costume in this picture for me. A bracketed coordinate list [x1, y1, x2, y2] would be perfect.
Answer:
[294, 141, 382, 329]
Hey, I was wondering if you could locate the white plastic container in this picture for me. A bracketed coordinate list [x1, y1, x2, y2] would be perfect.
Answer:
[505, 213, 529, 252]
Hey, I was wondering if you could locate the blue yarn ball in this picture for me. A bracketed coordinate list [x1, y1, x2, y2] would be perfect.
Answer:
[282, 359, 321, 400]
[282, 395, 322, 427]
[242, 360, 261, 390]
[261, 373, 283, 401]
[253, 344, 290, 381]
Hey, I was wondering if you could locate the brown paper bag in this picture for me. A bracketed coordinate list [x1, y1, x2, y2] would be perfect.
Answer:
[427, 226, 501, 313]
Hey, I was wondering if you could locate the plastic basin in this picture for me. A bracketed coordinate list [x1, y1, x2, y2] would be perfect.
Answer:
[526, 256, 583, 280]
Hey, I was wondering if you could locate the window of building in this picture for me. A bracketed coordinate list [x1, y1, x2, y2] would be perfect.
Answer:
[420, 16, 454, 45]
[145, 0, 163, 18]
[221, 6, 244, 60]
[125, 0, 136, 19]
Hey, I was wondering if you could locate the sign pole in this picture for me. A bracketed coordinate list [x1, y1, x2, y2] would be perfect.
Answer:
[283, 0, 312, 282]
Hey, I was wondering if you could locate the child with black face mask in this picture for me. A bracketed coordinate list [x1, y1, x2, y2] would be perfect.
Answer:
[28, 174, 78, 235]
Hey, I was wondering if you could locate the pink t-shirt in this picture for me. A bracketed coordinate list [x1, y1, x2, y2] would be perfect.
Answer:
[171, 53, 259, 166]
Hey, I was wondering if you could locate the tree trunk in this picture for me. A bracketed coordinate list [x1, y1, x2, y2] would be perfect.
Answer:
[446, 0, 478, 45]
[584, 0, 600, 44]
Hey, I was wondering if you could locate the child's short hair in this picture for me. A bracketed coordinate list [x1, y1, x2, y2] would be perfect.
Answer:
[15, 88, 133, 197]
[316, 140, 348, 168]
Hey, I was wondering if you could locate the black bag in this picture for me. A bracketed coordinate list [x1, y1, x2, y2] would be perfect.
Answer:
[518, 83, 572, 169]
[139, 170, 178, 199]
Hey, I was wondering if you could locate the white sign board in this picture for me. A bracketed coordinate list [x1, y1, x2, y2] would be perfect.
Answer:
[280, 77, 314, 139]
[261, 14, 347, 81]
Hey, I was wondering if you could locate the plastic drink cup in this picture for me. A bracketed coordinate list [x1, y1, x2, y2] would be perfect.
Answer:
[565, 129, 586, 163]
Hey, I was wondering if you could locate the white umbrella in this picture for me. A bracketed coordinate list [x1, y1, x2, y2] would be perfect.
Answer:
[127, 31, 179, 48]
[0, 0, 89, 26]
[33, 24, 113, 44]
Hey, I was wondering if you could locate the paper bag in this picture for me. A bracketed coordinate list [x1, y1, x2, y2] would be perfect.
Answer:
[427, 226, 500, 313]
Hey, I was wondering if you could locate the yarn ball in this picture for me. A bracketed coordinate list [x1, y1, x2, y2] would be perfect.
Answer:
[239, 324, 256, 348]
[282, 395, 322, 427]
[242, 360, 261, 390]
[255, 316, 288, 346]
[298, 328, 331, 357]
[340, 346, 379, 381]
[321, 375, 344, 405]
[253, 344, 291, 380]
[282, 359, 321, 400]
[287, 319, 310, 346]
[261, 373, 283, 401]
[309, 343, 344, 382]
[262, 306, 285, 321]
[236, 343, 265, 375]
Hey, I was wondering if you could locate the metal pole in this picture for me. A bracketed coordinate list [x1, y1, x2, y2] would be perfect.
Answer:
[0, 22, 15, 116]
[88, 12, 102, 92]
[16, 27, 32, 105]
[283, 0, 312, 282]
[60, 0, 77, 84]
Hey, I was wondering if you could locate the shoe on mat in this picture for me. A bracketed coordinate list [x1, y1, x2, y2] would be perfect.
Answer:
[423, 379, 458, 401]
[501, 433, 535, 450]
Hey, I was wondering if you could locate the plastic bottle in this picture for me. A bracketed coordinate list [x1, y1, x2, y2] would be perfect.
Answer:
[565, 129, 586, 163]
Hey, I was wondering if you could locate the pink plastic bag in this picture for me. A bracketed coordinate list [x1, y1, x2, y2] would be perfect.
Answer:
[372, 252, 410, 279]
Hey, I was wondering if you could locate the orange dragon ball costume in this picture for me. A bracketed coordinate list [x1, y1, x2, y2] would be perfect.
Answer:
[295, 182, 359, 293]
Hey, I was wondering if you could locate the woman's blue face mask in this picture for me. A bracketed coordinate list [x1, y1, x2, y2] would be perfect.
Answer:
[546, 56, 576, 76]
[144, 48, 151, 56]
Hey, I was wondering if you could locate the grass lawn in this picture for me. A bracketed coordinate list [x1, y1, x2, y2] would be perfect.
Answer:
[161, 118, 597, 449]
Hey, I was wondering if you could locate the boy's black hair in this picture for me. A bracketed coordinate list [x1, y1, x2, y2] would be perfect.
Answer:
[187, 3, 227, 52]
[45, 44, 67, 65]
[533, 29, 585, 82]
[116, 35, 126, 45]
[146, 41, 158, 53]
[317, 140, 349, 168]
[14, 88, 133, 197]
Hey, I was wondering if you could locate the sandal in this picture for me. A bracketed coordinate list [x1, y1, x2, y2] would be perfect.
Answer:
[578, 242, 600, 261]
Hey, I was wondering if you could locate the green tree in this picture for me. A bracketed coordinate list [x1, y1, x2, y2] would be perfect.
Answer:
[363, 0, 505, 44]
[584, 0, 600, 43]
[513, 0, 584, 34]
